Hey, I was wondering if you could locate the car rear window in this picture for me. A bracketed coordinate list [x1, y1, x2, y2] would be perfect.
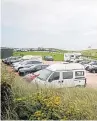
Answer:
[63, 71, 73, 79]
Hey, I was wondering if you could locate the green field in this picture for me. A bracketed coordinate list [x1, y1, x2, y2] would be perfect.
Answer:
[13, 49, 97, 61]
[82, 49, 97, 60]
[14, 51, 64, 61]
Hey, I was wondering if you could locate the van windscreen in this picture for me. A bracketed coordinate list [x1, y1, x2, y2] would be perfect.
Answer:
[37, 69, 52, 81]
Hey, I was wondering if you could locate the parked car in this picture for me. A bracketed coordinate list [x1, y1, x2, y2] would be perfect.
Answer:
[85, 61, 97, 71]
[43, 56, 54, 61]
[10, 58, 30, 66]
[2, 56, 21, 64]
[79, 60, 91, 65]
[19, 64, 49, 76]
[4, 56, 22, 65]
[88, 65, 97, 73]
[23, 70, 41, 82]
[31, 63, 86, 88]
[13, 60, 42, 71]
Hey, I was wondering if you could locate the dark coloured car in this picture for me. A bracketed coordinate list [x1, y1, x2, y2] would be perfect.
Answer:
[88, 66, 97, 73]
[18, 64, 49, 76]
[85, 61, 97, 71]
[44, 56, 54, 61]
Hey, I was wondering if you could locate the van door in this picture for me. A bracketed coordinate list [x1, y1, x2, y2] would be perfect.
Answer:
[74, 70, 86, 86]
[61, 71, 74, 87]
[47, 72, 61, 88]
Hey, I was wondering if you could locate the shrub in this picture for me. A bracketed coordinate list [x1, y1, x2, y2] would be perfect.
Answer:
[1, 63, 97, 120]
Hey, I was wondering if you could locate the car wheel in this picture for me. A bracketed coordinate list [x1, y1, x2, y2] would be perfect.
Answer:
[18, 67, 23, 71]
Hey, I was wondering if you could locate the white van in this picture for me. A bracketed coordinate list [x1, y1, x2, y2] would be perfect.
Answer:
[64, 53, 82, 62]
[32, 63, 86, 88]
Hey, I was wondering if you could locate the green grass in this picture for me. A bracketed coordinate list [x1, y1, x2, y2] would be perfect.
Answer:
[82, 49, 97, 60]
[13, 51, 64, 61]
[14, 49, 97, 61]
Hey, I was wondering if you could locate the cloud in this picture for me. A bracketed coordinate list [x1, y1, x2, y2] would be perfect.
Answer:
[1, 0, 97, 50]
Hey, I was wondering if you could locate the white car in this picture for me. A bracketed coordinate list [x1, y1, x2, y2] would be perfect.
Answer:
[32, 63, 86, 88]
[13, 60, 42, 71]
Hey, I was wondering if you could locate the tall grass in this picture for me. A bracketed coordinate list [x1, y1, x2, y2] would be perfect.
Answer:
[1, 63, 97, 120]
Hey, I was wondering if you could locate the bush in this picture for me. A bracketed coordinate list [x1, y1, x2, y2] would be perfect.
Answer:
[1, 63, 97, 120]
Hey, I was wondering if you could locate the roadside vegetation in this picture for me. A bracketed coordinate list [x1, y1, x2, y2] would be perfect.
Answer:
[1, 63, 97, 120]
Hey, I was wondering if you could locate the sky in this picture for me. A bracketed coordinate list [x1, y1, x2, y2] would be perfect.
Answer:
[1, 0, 97, 50]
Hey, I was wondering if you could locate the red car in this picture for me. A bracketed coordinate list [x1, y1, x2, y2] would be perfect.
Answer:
[23, 71, 40, 82]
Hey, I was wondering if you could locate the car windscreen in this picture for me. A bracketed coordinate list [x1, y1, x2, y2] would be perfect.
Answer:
[29, 65, 36, 69]
[37, 69, 52, 81]
[20, 61, 28, 65]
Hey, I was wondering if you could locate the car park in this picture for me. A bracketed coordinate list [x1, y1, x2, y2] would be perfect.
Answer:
[18, 64, 49, 76]
[13, 60, 43, 71]
[32, 63, 86, 88]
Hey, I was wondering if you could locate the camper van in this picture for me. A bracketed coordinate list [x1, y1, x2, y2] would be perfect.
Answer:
[64, 53, 82, 62]
[32, 63, 86, 88]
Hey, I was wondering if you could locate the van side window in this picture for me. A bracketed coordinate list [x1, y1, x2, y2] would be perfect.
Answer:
[48, 72, 60, 82]
[75, 71, 84, 76]
[63, 71, 73, 79]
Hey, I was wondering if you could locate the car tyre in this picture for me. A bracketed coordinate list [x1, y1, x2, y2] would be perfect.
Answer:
[18, 67, 23, 71]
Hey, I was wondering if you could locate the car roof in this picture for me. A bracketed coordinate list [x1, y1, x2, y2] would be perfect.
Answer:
[47, 63, 85, 71]
[34, 64, 49, 66]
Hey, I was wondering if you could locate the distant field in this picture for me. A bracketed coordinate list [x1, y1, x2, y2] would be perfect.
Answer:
[13, 49, 97, 61]
[13, 51, 64, 61]
[82, 49, 97, 60]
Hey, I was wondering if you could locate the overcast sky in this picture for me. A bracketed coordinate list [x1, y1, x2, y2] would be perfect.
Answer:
[1, 0, 97, 50]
